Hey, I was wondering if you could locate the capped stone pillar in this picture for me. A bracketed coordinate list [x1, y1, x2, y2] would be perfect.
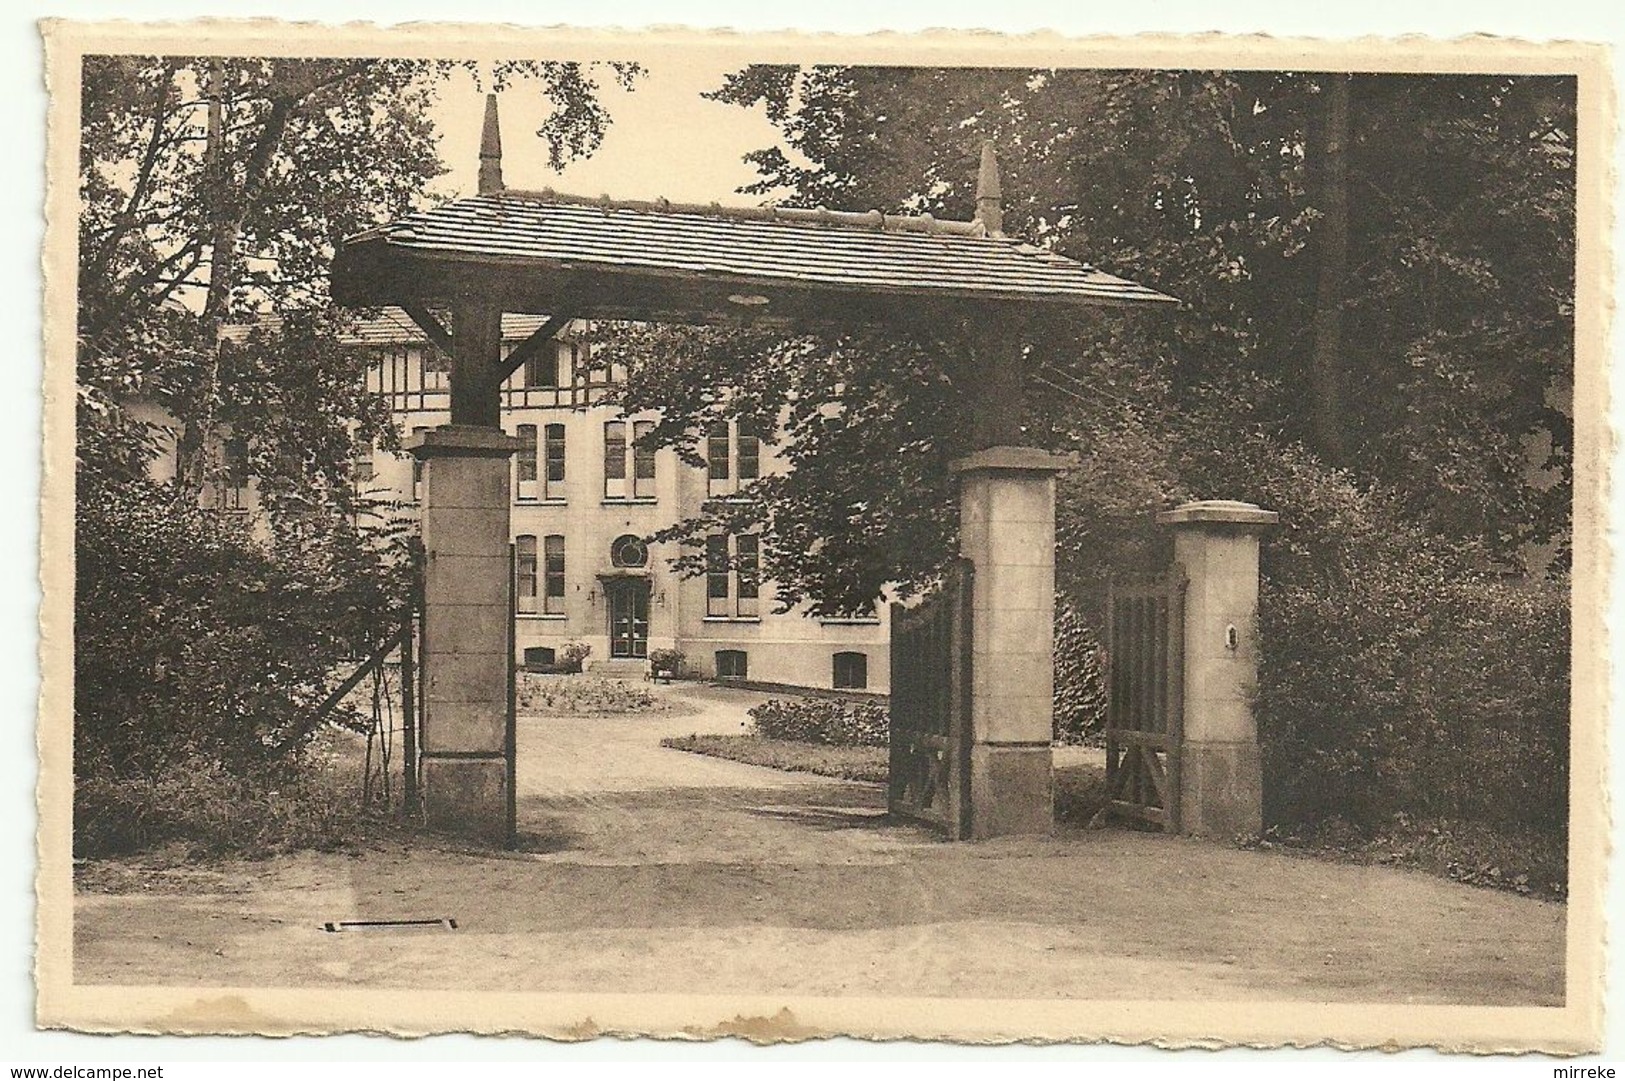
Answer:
[410, 425, 522, 844]
[950, 446, 1075, 839]
[1156, 499, 1279, 839]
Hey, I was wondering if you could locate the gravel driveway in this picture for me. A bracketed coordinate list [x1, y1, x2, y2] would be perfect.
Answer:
[73, 681, 1566, 1008]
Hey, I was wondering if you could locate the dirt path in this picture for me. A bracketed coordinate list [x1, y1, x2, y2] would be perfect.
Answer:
[74, 683, 1565, 1004]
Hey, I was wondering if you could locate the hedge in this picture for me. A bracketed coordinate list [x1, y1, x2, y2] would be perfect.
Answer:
[749, 697, 889, 747]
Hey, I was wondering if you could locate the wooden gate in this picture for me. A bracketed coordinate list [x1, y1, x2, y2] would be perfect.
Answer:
[888, 558, 973, 838]
[1095, 568, 1186, 832]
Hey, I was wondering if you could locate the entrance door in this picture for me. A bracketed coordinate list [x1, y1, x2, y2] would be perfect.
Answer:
[607, 581, 650, 659]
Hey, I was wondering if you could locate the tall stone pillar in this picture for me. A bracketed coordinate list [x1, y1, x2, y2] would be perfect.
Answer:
[1156, 499, 1279, 838]
[411, 426, 522, 843]
[950, 446, 1075, 838]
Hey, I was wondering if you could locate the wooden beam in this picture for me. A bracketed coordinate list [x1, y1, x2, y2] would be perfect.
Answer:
[450, 300, 504, 428]
[399, 301, 455, 356]
[497, 313, 573, 383]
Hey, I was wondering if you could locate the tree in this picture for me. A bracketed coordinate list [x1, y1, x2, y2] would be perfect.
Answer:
[706, 67, 1575, 555]
[78, 56, 642, 513]
[75, 56, 641, 775]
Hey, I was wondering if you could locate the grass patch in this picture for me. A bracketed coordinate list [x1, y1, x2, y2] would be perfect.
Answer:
[1250, 816, 1567, 902]
[1053, 763, 1110, 826]
[662, 734, 887, 783]
[662, 734, 1112, 825]
[517, 674, 669, 716]
[74, 727, 399, 863]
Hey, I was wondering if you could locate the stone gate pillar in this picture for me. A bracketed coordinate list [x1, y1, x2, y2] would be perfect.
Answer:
[951, 446, 1075, 839]
[411, 425, 521, 843]
[410, 426, 522, 842]
[1156, 499, 1278, 838]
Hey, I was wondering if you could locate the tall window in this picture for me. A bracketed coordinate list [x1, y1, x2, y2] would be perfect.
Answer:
[352, 441, 374, 485]
[632, 420, 655, 498]
[543, 535, 566, 615]
[515, 535, 538, 614]
[706, 422, 730, 483]
[707, 419, 764, 498]
[516, 423, 538, 500]
[735, 534, 760, 616]
[221, 436, 249, 511]
[737, 419, 760, 482]
[410, 425, 428, 502]
[706, 533, 761, 618]
[604, 420, 627, 499]
[833, 651, 869, 690]
[705, 535, 729, 616]
[543, 422, 566, 500]
[605, 418, 656, 500]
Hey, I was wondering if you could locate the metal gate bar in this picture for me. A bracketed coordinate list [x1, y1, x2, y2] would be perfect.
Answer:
[888, 558, 973, 838]
[1094, 567, 1186, 832]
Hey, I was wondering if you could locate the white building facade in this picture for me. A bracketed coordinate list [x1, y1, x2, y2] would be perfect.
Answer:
[354, 311, 890, 692]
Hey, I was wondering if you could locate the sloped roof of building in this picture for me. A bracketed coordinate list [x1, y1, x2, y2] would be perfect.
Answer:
[332, 190, 1176, 322]
[220, 308, 564, 347]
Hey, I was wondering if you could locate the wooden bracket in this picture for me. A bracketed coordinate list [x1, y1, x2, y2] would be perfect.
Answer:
[498, 313, 573, 382]
[400, 301, 456, 357]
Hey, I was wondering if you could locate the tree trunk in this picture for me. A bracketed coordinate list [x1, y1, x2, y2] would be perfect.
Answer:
[1309, 74, 1351, 464]
[175, 59, 229, 502]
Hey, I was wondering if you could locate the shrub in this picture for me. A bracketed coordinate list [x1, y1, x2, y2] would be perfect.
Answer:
[1188, 435, 1570, 839]
[648, 648, 686, 675]
[73, 735, 383, 860]
[749, 697, 889, 747]
[74, 480, 406, 779]
[558, 641, 592, 673]
[516, 674, 664, 715]
[1258, 558, 1569, 836]
[1053, 596, 1107, 744]
[1055, 402, 1569, 850]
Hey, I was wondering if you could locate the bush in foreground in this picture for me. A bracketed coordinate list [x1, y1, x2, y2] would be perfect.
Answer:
[75, 480, 406, 779]
[73, 731, 387, 860]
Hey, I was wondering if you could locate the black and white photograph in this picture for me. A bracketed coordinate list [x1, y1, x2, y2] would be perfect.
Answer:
[28, 14, 1611, 1057]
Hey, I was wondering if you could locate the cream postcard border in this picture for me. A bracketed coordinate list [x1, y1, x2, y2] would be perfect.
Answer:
[35, 19, 1614, 1051]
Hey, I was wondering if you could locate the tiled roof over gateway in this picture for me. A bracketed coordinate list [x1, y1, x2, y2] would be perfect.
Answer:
[337, 191, 1176, 310]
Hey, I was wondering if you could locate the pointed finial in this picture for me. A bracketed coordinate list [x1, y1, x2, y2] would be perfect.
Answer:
[478, 93, 504, 196]
[975, 140, 1003, 236]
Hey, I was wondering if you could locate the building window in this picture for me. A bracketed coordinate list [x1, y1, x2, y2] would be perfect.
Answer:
[715, 649, 748, 680]
[706, 422, 730, 483]
[632, 420, 656, 498]
[523, 348, 559, 388]
[515, 535, 538, 614]
[221, 436, 250, 511]
[543, 534, 566, 616]
[707, 418, 764, 498]
[421, 344, 451, 389]
[352, 441, 374, 485]
[737, 419, 760, 481]
[410, 425, 428, 502]
[543, 422, 566, 500]
[604, 420, 627, 498]
[706, 533, 760, 618]
[604, 418, 656, 500]
[516, 423, 538, 500]
[833, 651, 868, 690]
[736, 534, 760, 615]
[611, 534, 649, 569]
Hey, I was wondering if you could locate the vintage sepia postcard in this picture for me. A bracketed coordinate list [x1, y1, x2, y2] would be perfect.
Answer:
[35, 18, 1612, 1051]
